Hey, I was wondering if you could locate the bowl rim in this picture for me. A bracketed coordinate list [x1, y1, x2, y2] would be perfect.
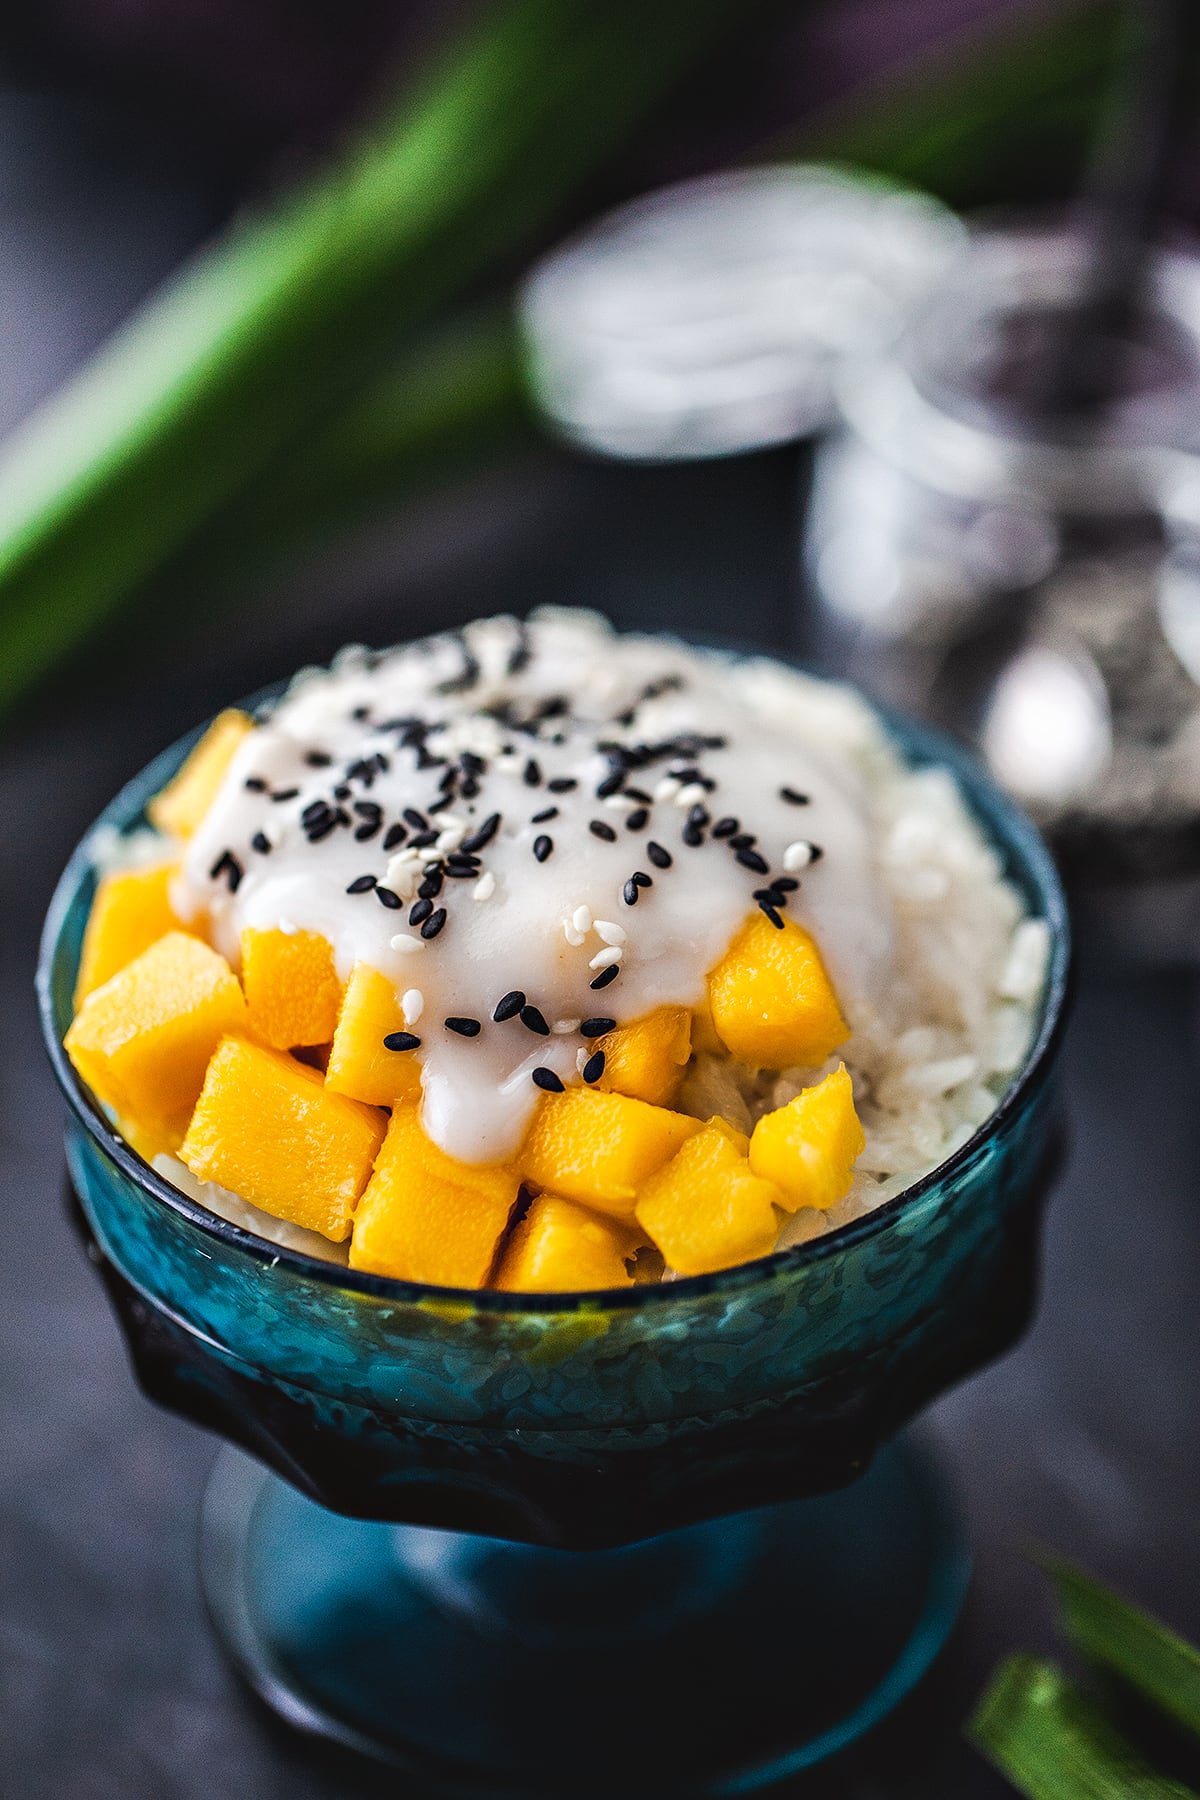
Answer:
[37, 649, 1071, 1317]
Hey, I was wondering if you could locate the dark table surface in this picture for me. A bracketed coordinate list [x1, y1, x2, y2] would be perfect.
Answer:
[3, 87, 1200, 1800]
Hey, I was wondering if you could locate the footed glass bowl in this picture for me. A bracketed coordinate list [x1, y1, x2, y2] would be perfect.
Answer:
[39, 697, 1069, 1794]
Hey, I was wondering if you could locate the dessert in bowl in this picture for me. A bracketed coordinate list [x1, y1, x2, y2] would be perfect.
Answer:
[39, 612, 1068, 1790]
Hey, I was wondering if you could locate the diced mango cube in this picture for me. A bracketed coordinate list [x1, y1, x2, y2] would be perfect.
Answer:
[325, 963, 423, 1107]
[74, 860, 190, 1007]
[596, 1005, 692, 1105]
[708, 913, 849, 1069]
[179, 1037, 385, 1240]
[520, 1087, 700, 1223]
[65, 931, 248, 1144]
[241, 927, 343, 1050]
[748, 1064, 864, 1212]
[690, 999, 725, 1057]
[148, 709, 253, 839]
[636, 1116, 784, 1275]
[494, 1193, 637, 1293]
[350, 1102, 519, 1285]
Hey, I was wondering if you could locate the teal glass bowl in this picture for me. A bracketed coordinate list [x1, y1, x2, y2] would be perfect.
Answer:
[38, 684, 1070, 1792]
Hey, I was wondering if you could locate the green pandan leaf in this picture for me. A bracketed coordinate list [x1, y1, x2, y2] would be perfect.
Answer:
[1043, 1556, 1200, 1742]
[970, 1655, 1200, 1800]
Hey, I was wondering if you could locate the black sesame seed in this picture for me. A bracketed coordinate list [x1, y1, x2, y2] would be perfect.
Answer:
[418, 871, 444, 900]
[354, 820, 381, 842]
[533, 834, 554, 863]
[737, 847, 770, 874]
[351, 705, 370, 722]
[210, 850, 242, 892]
[532, 1067, 565, 1093]
[383, 1031, 422, 1052]
[759, 901, 785, 929]
[625, 807, 649, 831]
[346, 874, 377, 894]
[773, 876, 800, 892]
[682, 820, 704, 848]
[547, 777, 578, 793]
[646, 841, 672, 869]
[270, 787, 300, 803]
[595, 769, 625, 799]
[244, 776, 267, 792]
[523, 758, 542, 786]
[445, 1016, 481, 1038]
[383, 823, 408, 851]
[461, 776, 480, 799]
[375, 887, 403, 910]
[333, 786, 352, 804]
[712, 817, 739, 838]
[754, 886, 789, 908]
[624, 786, 652, 804]
[590, 964, 620, 990]
[305, 751, 332, 767]
[427, 796, 455, 814]
[403, 807, 429, 832]
[460, 751, 486, 776]
[623, 878, 640, 906]
[520, 1004, 550, 1036]
[301, 800, 332, 825]
[493, 990, 526, 1022]
[251, 831, 271, 855]
[632, 870, 653, 887]
[589, 820, 617, 842]
[421, 908, 447, 939]
[781, 786, 810, 805]
[583, 1050, 606, 1084]
[808, 844, 824, 862]
[410, 829, 439, 849]
[531, 806, 559, 824]
[580, 1017, 616, 1038]
[729, 833, 755, 851]
[460, 813, 500, 854]
[409, 898, 433, 925]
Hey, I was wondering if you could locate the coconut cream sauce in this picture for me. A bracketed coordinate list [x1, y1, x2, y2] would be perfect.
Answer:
[177, 613, 893, 1163]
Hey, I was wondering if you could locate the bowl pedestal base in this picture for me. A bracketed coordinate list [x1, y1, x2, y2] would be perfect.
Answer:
[200, 1434, 969, 1795]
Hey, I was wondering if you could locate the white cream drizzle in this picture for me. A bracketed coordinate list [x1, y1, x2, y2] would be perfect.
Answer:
[176, 612, 894, 1163]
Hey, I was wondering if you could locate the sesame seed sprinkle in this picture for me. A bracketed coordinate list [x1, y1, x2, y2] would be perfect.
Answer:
[375, 886, 403, 909]
[580, 1017, 615, 1037]
[421, 908, 447, 939]
[493, 991, 525, 1021]
[646, 841, 672, 869]
[383, 1031, 422, 1051]
[346, 874, 376, 894]
[589, 820, 617, 842]
[532, 1067, 564, 1093]
[520, 1004, 550, 1036]
[402, 989, 424, 1024]
[251, 832, 272, 855]
[589, 946, 623, 970]
[445, 1016, 481, 1037]
[590, 965, 620, 990]
[583, 1050, 605, 1084]
[532, 834, 554, 862]
[780, 786, 810, 805]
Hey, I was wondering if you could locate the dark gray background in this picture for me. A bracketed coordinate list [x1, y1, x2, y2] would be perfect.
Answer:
[3, 88, 1200, 1800]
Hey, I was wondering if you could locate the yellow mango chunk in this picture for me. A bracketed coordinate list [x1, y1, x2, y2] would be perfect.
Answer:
[326, 963, 423, 1107]
[749, 1064, 864, 1212]
[708, 913, 849, 1069]
[148, 709, 253, 839]
[74, 860, 190, 1007]
[350, 1102, 519, 1285]
[180, 1037, 385, 1241]
[494, 1193, 637, 1293]
[520, 1087, 700, 1223]
[596, 1005, 692, 1105]
[691, 1000, 725, 1057]
[636, 1116, 784, 1275]
[65, 931, 248, 1144]
[241, 927, 343, 1050]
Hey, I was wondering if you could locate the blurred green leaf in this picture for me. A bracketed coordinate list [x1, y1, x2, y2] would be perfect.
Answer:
[970, 1654, 1200, 1799]
[0, 0, 770, 717]
[1045, 1556, 1200, 1742]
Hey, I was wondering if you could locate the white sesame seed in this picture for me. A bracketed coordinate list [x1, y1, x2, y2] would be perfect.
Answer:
[390, 934, 427, 954]
[576, 1047, 591, 1075]
[572, 904, 592, 933]
[653, 776, 681, 804]
[589, 945, 624, 970]
[435, 822, 465, 853]
[593, 919, 627, 945]
[674, 782, 708, 808]
[277, 915, 299, 936]
[783, 840, 815, 872]
[603, 793, 636, 810]
[553, 1018, 581, 1034]
[402, 988, 425, 1025]
[563, 921, 586, 947]
[473, 870, 496, 902]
